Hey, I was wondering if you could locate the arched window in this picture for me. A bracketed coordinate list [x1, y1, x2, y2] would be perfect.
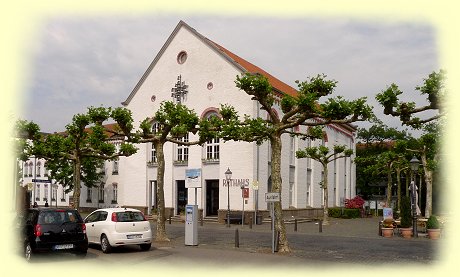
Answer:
[37, 161, 41, 177]
[43, 162, 48, 177]
[23, 161, 28, 177]
[28, 162, 33, 177]
[152, 121, 161, 133]
[201, 109, 220, 162]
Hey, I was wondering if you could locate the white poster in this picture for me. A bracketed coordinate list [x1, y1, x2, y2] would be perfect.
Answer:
[185, 169, 202, 188]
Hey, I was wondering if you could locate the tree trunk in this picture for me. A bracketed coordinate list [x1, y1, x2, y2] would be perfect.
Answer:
[386, 164, 393, 207]
[421, 150, 433, 217]
[396, 168, 402, 212]
[270, 135, 290, 253]
[155, 142, 170, 242]
[72, 158, 81, 210]
[322, 163, 330, 225]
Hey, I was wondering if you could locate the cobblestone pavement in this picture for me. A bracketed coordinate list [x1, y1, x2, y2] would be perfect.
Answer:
[152, 216, 442, 266]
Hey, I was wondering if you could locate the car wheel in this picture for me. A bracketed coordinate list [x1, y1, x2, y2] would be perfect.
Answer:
[25, 242, 33, 261]
[139, 243, 151, 251]
[101, 235, 112, 254]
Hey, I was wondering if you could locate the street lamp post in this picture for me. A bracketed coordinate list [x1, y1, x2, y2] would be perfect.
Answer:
[240, 184, 245, 226]
[410, 156, 420, 238]
[225, 168, 232, 228]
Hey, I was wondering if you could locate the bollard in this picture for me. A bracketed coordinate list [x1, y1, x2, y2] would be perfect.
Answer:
[200, 213, 203, 226]
[319, 219, 323, 233]
[168, 215, 171, 224]
[294, 218, 298, 232]
[249, 216, 252, 229]
[235, 228, 239, 248]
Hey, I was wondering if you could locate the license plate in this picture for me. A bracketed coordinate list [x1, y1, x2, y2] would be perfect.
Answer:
[127, 234, 142, 239]
[53, 244, 74, 250]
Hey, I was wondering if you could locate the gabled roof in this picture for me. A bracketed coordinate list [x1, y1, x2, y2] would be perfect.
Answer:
[122, 20, 298, 106]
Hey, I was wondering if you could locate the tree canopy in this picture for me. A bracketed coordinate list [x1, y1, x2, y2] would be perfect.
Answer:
[16, 106, 138, 210]
[216, 72, 373, 253]
[376, 70, 445, 128]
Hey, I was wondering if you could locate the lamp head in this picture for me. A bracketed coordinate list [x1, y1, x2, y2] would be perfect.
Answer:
[225, 167, 232, 181]
[410, 156, 420, 171]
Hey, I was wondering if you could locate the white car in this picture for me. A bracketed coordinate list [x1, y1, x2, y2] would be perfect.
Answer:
[84, 208, 152, 253]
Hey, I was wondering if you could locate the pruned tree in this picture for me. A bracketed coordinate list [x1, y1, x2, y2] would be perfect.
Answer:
[217, 73, 373, 253]
[296, 144, 353, 224]
[376, 71, 445, 217]
[355, 122, 411, 209]
[137, 101, 202, 242]
[16, 106, 138, 210]
[398, 122, 441, 217]
[376, 70, 445, 129]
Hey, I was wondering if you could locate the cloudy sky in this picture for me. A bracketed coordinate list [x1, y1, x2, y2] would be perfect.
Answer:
[21, 13, 439, 134]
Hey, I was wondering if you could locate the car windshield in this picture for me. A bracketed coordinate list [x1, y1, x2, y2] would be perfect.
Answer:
[38, 210, 80, 224]
[115, 211, 145, 222]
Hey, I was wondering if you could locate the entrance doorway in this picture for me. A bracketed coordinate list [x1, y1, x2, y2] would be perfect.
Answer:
[176, 180, 187, 215]
[206, 180, 219, 216]
[149, 180, 157, 215]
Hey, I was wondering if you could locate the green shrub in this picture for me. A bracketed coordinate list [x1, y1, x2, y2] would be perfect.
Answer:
[328, 208, 342, 218]
[328, 208, 360, 218]
[342, 208, 360, 219]
[400, 196, 412, 228]
[426, 215, 440, 229]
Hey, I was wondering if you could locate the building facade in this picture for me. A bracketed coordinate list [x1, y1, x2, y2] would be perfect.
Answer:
[21, 21, 357, 221]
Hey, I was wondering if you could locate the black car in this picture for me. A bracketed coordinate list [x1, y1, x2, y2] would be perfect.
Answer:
[22, 208, 88, 261]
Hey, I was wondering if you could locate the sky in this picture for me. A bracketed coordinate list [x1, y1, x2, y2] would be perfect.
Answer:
[20, 14, 439, 135]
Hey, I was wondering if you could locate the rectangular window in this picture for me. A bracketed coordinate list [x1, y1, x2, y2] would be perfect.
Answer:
[150, 144, 157, 163]
[306, 138, 312, 168]
[43, 184, 48, 201]
[206, 137, 219, 160]
[51, 184, 57, 201]
[112, 159, 119, 175]
[61, 185, 66, 202]
[86, 186, 92, 203]
[176, 134, 189, 162]
[289, 131, 295, 165]
[112, 183, 118, 204]
[99, 184, 104, 203]
[35, 184, 40, 201]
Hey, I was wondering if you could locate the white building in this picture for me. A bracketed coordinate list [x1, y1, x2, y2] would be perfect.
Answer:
[21, 21, 357, 222]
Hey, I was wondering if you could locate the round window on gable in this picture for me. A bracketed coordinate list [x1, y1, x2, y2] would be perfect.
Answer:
[177, 51, 187, 64]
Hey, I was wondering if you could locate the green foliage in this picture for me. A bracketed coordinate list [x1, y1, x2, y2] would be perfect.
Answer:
[235, 73, 274, 109]
[328, 208, 342, 218]
[296, 144, 353, 163]
[400, 196, 412, 228]
[375, 83, 402, 114]
[328, 208, 360, 218]
[375, 70, 445, 128]
[355, 122, 412, 199]
[296, 74, 337, 97]
[148, 101, 199, 140]
[15, 106, 139, 209]
[426, 215, 440, 229]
